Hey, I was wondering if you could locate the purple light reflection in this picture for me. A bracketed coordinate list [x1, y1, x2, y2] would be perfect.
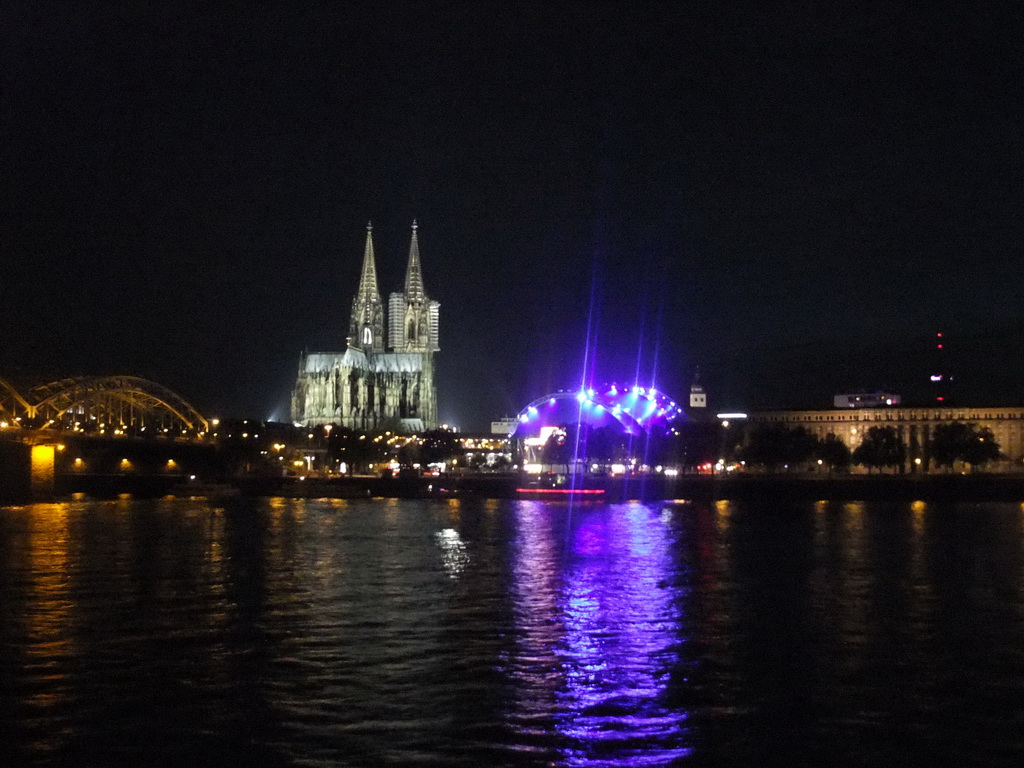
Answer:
[506, 502, 568, 748]
[507, 502, 692, 765]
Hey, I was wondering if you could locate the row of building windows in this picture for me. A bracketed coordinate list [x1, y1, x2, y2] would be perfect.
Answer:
[755, 410, 1024, 424]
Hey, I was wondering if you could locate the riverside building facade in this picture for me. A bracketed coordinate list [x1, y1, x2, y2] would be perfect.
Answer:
[291, 222, 439, 431]
[746, 405, 1024, 472]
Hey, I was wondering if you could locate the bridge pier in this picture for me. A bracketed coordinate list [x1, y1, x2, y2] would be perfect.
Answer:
[0, 442, 64, 502]
[30, 444, 56, 500]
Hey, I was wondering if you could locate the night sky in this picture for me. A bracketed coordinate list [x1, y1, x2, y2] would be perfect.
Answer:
[3, 3, 1023, 428]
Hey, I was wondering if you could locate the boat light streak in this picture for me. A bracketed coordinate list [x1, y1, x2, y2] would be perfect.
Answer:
[516, 488, 606, 495]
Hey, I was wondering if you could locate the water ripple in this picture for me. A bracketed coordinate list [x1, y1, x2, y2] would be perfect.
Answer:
[1, 497, 1023, 765]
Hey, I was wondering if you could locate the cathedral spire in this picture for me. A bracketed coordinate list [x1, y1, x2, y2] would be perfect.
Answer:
[348, 221, 384, 352]
[403, 219, 427, 303]
[356, 221, 382, 306]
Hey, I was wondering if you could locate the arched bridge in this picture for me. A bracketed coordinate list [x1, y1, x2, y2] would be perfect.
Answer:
[0, 375, 209, 435]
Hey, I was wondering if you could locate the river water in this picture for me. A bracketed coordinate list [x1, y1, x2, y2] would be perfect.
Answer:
[1, 496, 1022, 767]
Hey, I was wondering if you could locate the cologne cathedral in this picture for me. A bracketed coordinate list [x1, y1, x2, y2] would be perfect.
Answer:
[291, 222, 439, 431]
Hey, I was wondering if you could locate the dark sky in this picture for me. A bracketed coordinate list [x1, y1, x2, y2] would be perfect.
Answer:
[3, 2, 1023, 428]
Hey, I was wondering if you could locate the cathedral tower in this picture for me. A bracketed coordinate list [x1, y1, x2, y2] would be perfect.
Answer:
[348, 222, 385, 353]
[388, 221, 440, 352]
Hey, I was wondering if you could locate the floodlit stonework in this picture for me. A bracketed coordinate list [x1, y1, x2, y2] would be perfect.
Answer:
[292, 222, 438, 431]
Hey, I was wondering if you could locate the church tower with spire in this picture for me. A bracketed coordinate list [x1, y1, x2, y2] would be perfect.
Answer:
[292, 220, 440, 432]
[689, 369, 707, 409]
[348, 222, 385, 353]
[389, 221, 440, 352]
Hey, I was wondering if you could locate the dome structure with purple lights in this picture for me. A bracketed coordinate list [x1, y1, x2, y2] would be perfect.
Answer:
[511, 384, 684, 439]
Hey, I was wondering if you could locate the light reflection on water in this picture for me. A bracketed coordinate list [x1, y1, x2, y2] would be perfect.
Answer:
[556, 504, 690, 765]
[508, 502, 690, 765]
[435, 528, 470, 579]
[1, 496, 1024, 766]
[23, 504, 76, 724]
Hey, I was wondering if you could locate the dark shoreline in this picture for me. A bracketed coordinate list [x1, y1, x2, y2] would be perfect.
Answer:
[236, 472, 1024, 503]
[673, 474, 1024, 503]
[6, 472, 1024, 504]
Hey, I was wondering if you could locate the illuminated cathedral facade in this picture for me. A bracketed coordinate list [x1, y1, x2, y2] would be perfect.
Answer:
[291, 222, 439, 431]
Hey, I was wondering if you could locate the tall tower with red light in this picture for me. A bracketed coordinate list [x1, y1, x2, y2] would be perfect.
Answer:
[929, 331, 952, 404]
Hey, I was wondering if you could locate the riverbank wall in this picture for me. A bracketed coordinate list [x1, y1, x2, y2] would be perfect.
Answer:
[276, 472, 1024, 502]
[7, 469, 1024, 504]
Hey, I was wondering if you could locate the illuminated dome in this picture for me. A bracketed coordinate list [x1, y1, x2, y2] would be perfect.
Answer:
[511, 384, 683, 439]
